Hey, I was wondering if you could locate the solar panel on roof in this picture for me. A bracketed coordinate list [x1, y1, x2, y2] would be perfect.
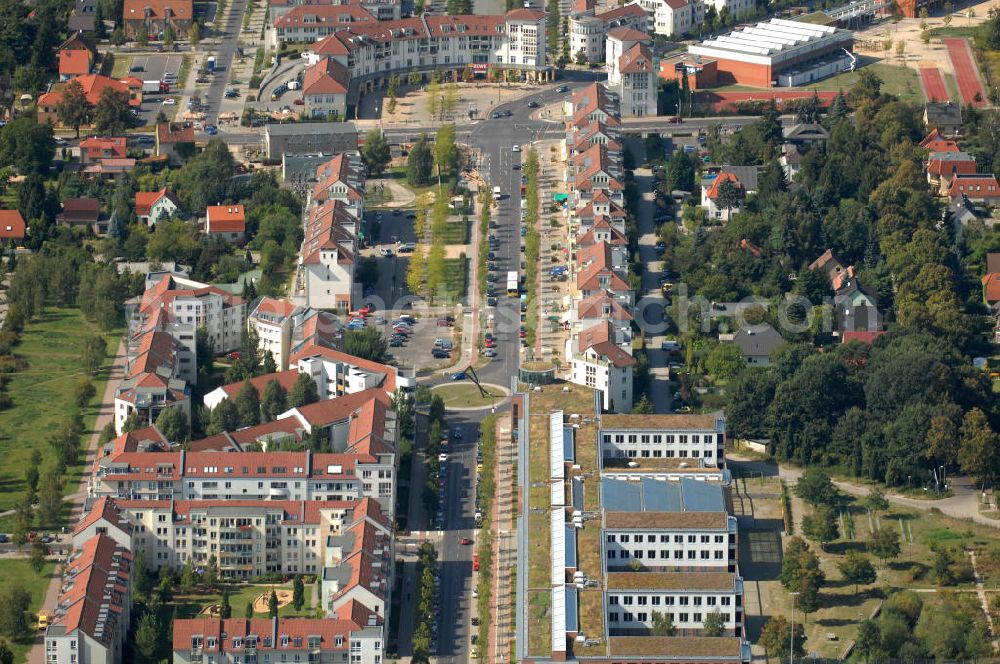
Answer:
[572, 477, 584, 511]
[565, 525, 577, 568]
[681, 477, 726, 512]
[565, 586, 579, 633]
[602, 478, 641, 511]
[642, 477, 681, 511]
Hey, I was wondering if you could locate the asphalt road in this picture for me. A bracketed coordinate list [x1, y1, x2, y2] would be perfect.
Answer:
[203, 0, 250, 124]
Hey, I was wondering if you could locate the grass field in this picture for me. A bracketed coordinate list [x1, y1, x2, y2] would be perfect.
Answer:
[441, 256, 468, 302]
[431, 382, 508, 408]
[753, 489, 1000, 659]
[800, 63, 924, 102]
[0, 308, 121, 526]
[439, 217, 469, 244]
[0, 559, 57, 664]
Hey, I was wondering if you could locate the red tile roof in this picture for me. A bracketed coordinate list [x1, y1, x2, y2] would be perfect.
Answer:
[206, 204, 246, 233]
[72, 497, 133, 538]
[80, 136, 127, 160]
[216, 369, 301, 400]
[619, 42, 653, 73]
[157, 122, 195, 144]
[52, 533, 132, 645]
[983, 273, 1000, 304]
[597, 4, 646, 21]
[948, 174, 1000, 199]
[135, 188, 179, 216]
[0, 210, 26, 240]
[39, 75, 138, 109]
[303, 57, 351, 95]
[607, 26, 649, 42]
[172, 611, 373, 654]
[705, 171, 745, 200]
[123, 0, 192, 21]
[506, 8, 545, 19]
[59, 48, 93, 77]
[290, 344, 397, 392]
[842, 330, 885, 344]
[274, 3, 375, 29]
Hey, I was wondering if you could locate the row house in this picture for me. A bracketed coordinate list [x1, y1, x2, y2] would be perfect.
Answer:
[44, 533, 133, 664]
[573, 143, 626, 209]
[172, 609, 384, 664]
[606, 27, 657, 117]
[570, 320, 636, 411]
[568, 4, 647, 64]
[600, 413, 727, 465]
[269, 3, 378, 49]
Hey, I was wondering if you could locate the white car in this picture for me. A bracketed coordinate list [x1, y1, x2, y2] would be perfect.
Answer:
[438, 453, 448, 462]
[512, 145, 521, 152]
[162, 98, 176, 105]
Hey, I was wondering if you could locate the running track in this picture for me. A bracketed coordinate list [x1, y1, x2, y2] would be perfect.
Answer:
[944, 38, 988, 107]
[919, 67, 949, 102]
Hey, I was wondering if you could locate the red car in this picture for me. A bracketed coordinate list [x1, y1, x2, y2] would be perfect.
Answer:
[473, 554, 480, 571]
[519, 330, 526, 338]
[484, 339, 494, 348]
[460, 537, 473, 545]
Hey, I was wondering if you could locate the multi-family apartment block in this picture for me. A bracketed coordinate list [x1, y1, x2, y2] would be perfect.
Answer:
[569, 4, 647, 64]
[629, 0, 704, 37]
[44, 533, 134, 664]
[172, 611, 385, 664]
[599, 414, 727, 466]
[605, 28, 657, 117]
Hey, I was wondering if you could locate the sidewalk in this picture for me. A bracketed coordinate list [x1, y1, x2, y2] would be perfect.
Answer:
[27, 339, 126, 664]
[489, 416, 516, 664]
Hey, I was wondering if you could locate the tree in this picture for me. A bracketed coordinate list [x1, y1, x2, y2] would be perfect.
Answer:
[135, 611, 160, 658]
[407, 135, 434, 186]
[261, 379, 289, 421]
[958, 408, 1000, 487]
[208, 398, 240, 434]
[289, 373, 319, 408]
[156, 406, 189, 443]
[136, 22, 148, 46]
[341, 327, 389, 363]
[268, 589, 279, 618]
[204, 555, 219, 588]
[650, 611, 676, 636]
[0, 640, 13, 664]
[703, 610, 726, 637]
[293, 574, 305, 611]
[837, 550, 877, 592]
[706, 343, 744, 381]
[802, 504, 839, 550]
[862, 488, 889, 514]
[870, 525, 901, 566]
[38, 471, 64, 526]
[434, 124, 457, 185]
[82, 335, 106, 374]
[0, 583, 31, 639]
[93, 87, 134, 136]
[163, 22, 175, 48]
[29, 539, 46, 573]
[794, 468, 838, 507]
[180, 559, 197, 593]
[74, 378, 96, 408]
[926, 414, 959, 468]
[408, 70, 422, 86]
[631, 394, 653, 414]
[133, 549, 151, 597]
[575, 49, 588, 65]
[546, 0, 560, 55]
[0, 117, 55, 176]
[236, 380, 261, 427]
[245, 601, 255, 619]
[780, 537, 824, 615]
[55, 80, 92, 137]
[220, 590, 232, 619]
[190, 21, 201, 45]
[714, 177, 741, 219]
[759, 616, 805, 659]
[361, 129, 391, 177]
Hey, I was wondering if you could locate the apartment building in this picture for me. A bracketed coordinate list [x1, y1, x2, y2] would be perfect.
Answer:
[44, 533, 133, 664]
[292, 343, 403, 396]
[606, 572, 744, 635]
[172, 610, 385, 664]
[569, 4, 648, 64]
[606, 28, 657, 117]
[599, 413, 727, 465]
[248, 297, 302, 370]
[602, 477, 738, 572]
[629, 0, 703, 37]
[269, 3, 378, 48]
[203, 369, 302, 411]
[114, 328, 192, 435]
[269, 0, 401, 21]
[309, 9, 553, 99]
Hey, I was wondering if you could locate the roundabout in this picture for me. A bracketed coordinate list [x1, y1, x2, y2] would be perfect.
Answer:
[431, 382, 510, 410]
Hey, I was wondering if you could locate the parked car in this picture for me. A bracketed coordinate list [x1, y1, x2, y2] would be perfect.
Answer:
[483, 349, 497, 358]
[460, 537, 473, 545]
[527, 101, 539, 108]
[432, 349, 450, 359]
[451, 371, 466, 380]
[556, 85, 569, 93]
[438, 453, 449, 462]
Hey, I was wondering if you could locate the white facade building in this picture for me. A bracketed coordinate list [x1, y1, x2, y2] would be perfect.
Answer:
[606, 27, 657, 117]
[630, 0, 703, 37]
[599, 413, 727, 466]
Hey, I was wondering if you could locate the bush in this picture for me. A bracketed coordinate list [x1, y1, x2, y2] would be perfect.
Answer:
[249, 74, 262, 89]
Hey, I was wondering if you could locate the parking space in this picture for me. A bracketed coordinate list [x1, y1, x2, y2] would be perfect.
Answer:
[377, 313, 460, 372]
[128, 53, 185, 84]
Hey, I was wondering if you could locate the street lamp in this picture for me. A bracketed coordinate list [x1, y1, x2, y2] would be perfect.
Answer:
[789, 591, 800, 664]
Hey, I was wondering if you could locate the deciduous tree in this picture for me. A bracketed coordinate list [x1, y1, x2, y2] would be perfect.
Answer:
[56, 80, 92, 137]
[837, 550, 877, 592]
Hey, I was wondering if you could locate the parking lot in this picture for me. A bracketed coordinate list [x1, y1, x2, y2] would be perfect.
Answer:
[127, 53, 185, 85]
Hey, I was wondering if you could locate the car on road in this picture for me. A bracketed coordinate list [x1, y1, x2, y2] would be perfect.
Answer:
[487, 297, 497, 306]
[512, 145, 520, 152]
[438, 453, 449, 462]
[483, 349, 497, 358]
[490, 111, 502, 119]
[527, 101, 539, 108]
[460, 537, 473, 545]
[452, 427, 463, 439]
[205, 125, 218, 135]
[398, 242, 416, 253]
[451, 371, 466, 380]
[556, 85, 569, 93]
[162, 98, 176, 105]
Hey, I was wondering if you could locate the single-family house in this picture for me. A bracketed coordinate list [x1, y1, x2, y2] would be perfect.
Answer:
[926, 151, 976, 196]
[808, 249, 846, 285]
[948, 174, 1000, 206]
[733, 323, 783, 366]
[0, 210, 25, 242]
[57, 197, 103, 233]
[135, 188, 180, 226]
[834, 278, 881, 333]
[57, 33, 97, 80]
[79, 136, 128, 164]
[302, 57, 350, 119]
[923, 102, 963, 136]
[37, 75, 141, 126]
[701, 166, 758, 222]
[155, 122, 195, 165]
[205, 205, 246, 243]
[983, 273, 1000, 306]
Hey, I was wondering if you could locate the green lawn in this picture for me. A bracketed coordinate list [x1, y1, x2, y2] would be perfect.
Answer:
[165, 583, 317, 620]
[798, 63, 924, 102]
[110, 54, 132, 79]
[0, 559, 57, 664]
[926, 26, 977, 38]
[431, 382, 508, 408]
[441, 256, 468, 302]
[0, 308, 122, 526]
[439, 217, 470, 244]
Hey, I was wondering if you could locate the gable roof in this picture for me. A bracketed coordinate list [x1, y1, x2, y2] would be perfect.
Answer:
[607, 26, 649, 42]
[983, 273, 1000, 304]
[618, 42, 653, 73]
[156, 122, 195, 144]
[39, 74, 137, 108]
[948, 173, 1000, 198]
[274, 3, 376, 29]
[0, 210, 26, 239]
[216, 370, 302, 401]
[135, 188, 179, 216]
[206, 204, 246, 233]
[123, 0, 192, 21]
[59, 49, 93, 76]
[733, 323, 784, 357]
[303, 57, 351, 96]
